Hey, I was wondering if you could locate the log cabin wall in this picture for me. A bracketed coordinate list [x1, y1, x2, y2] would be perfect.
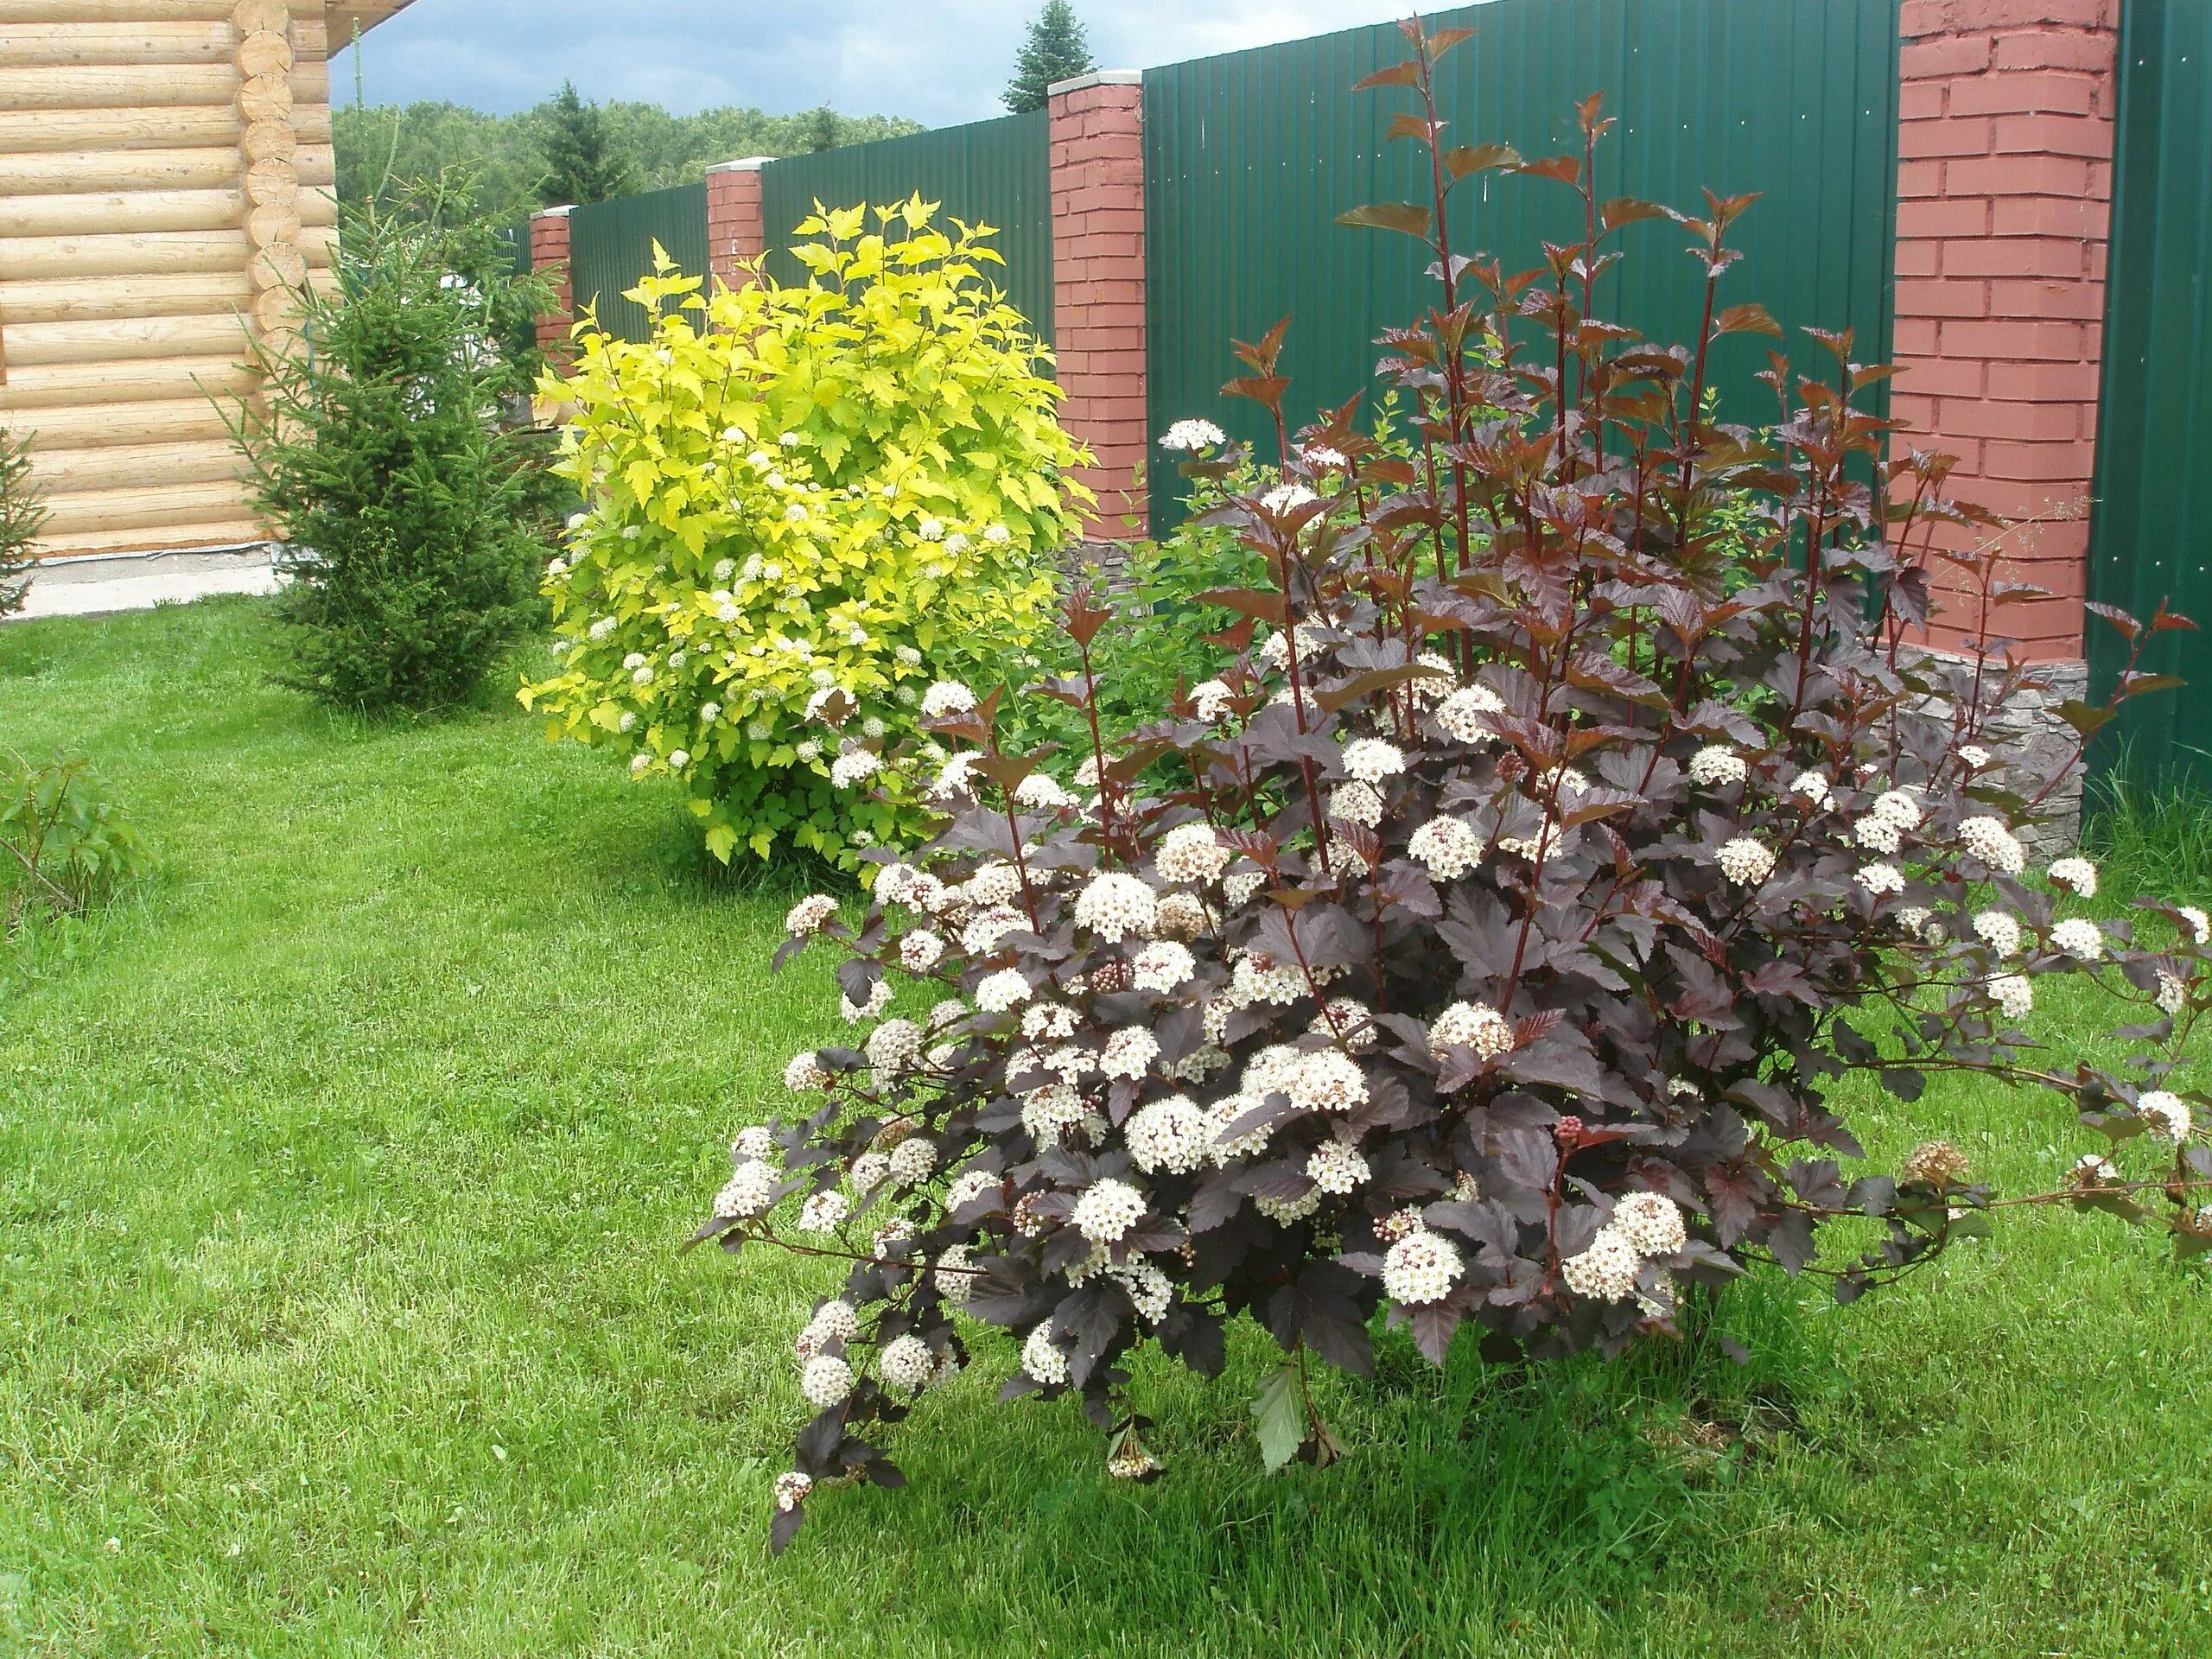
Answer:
[0, 2, 404, 560]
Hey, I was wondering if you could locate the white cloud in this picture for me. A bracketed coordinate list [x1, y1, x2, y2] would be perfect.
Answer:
[337, 0, 1442, 124]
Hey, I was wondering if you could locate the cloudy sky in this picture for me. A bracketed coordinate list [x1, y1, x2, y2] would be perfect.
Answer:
[334, 1, 1440, 125]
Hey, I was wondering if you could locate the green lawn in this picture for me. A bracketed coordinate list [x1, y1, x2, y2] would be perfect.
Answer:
[3, 599, 2208, 1658]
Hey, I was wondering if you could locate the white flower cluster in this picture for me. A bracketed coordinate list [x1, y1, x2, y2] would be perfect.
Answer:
[1306, 1139, 1370, 1194]
[919, 680, 976, 718]
[2138, 1090, 2192, 1143]
[1409, 816, 1484, 880]
[1021, 1319, 1070, 1384]
[1564, 1192, 1687, 1303]
[1973, 909, 2021, 956]
[1429, 1001, 1514, 1059]
[1329, 781, 1383, 828]
[1073, 872, 1158, 942]
[1434, 683, 1504, 742]
[785, 893, 838, 937]
[1688, 746, 1747, 788]
[1156, 823, 1232, 884]
[1958, 816, 2025, 875]
[1127, 1095, 1212, 1174]
[2049, 918, 2104, 960]
[1133, 940, 1197, 994]
[1716, 837, 1775, 887]
[2047, 855, 2098, 897]
[1382, 1228, 1461, 1305]
[1339, 738, 1406, 785]
[1159, 418, 1226, 453]
[1072, 1178, 1148, 1243]
[714, 1160, 780, 1220]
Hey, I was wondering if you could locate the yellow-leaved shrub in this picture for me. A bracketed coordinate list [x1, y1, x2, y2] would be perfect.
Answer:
[521, 198, 1090, 866]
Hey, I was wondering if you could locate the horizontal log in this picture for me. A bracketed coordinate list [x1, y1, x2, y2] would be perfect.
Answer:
[0, 60, 326, 110]
[3, 310, 255, 367]
[0, 3, 247, 22]
[30, 518, 267, 560]
[0, 270, 254, 324]
[0, 186, 247, 238]
[33, 476, 256, 537]
[0, 62, 237, 109]
[0, 395, 235, 449]
[0, 227, 251, 278]
[0, 105, 239, 153]
[0, 22, 236, 67]
[0, 353, 257, 409]
[0, 145, 242, 194]
[22, 437, 245, 493]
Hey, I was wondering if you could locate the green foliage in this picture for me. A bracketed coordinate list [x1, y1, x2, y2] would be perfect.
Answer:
[522, 199, 1090, 868]
[334, 97, 926, 224]
[0, 748, 148, 932]
[1004, 0, 1098, 113]
[2087, 755, 2212, 900]
[232, 178, 555, 713]
[0, 423, 44, 619]
[537, 79, 639, 207]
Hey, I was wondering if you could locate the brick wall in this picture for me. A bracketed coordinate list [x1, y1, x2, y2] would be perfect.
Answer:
[1892, 0, 2120, 661]
[1049, 73, 1148, 542]
[706, 158, 771, 290]
[528, 205, 575, 367]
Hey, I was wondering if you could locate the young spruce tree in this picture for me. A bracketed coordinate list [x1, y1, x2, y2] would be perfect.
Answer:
[537, 80, 635, 207]
[0, 426, 45, 619]
[232, 176, 552, 712]
[1003, 1, 1097, 113]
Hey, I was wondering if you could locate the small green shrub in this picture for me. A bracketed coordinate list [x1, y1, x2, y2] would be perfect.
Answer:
[523, 199, 1090, 868]
[0, 423, 45, 619]
[1, 750, 149, 933]
[232, 177, 553, 713]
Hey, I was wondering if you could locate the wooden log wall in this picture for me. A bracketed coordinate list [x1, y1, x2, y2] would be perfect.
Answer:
[0, 0, 343, 559]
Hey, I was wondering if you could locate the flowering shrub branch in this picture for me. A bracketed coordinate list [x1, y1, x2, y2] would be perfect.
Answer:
[694, 22, 2209, 1551]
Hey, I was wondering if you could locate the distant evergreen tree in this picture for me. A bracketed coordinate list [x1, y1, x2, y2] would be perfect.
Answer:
[1003, 2, 1096, 113]
[799, 105, 841, 154]
[537, 80, 637, 207]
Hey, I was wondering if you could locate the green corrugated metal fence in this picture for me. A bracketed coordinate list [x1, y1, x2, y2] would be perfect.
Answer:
[1143, 0, 1900, 531]
[2088, 0, 2212, 785]
[568, 182, 710, 343]
[760, 112, 1055, 343]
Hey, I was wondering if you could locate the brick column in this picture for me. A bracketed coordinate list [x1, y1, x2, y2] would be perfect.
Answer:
[1049, 71, 1147, 543]
[706, 156, 772, 289]
[529, 204, 575, 367]
[1891, 1, 2120, 663]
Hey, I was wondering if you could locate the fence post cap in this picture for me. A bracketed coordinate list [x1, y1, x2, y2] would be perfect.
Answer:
[533, 204, 575, 219]
[1048, 69, 1142, 97]
[706, 156, 778, 175]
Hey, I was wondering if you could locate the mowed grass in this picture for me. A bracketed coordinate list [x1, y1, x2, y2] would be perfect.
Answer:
[2, 599, 2209, 1659]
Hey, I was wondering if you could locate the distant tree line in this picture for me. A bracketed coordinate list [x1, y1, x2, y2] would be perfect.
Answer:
[335, 84, 924, 226]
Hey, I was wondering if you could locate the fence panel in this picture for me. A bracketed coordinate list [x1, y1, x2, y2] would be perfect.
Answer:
[568, 181, 710, 343]
[2088, 0, 2212, 785]
[1143, 0, 1900, 531]
[760, 111, 1054, 343]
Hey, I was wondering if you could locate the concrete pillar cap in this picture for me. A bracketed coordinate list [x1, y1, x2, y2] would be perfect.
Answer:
[1048, 70, 1141, 96]
[706, 156, 778, 175]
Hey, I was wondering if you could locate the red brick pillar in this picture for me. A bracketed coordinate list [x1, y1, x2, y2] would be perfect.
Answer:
[529, 205, 575, 368]
[706, 157, 772, 289]
[1049, 71, 1147, 542]
[1891, 1, 2120, 663]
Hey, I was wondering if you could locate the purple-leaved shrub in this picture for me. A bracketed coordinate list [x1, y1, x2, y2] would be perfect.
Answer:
[696, 23, 2210, 1551]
